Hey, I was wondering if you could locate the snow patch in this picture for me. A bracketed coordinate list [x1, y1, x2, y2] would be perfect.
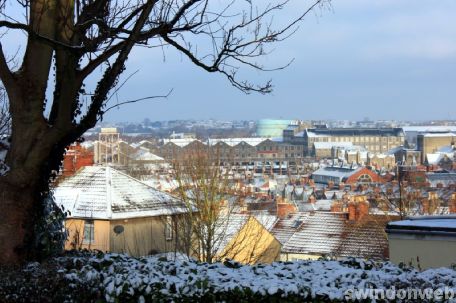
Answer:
[60, 253, 456, 302]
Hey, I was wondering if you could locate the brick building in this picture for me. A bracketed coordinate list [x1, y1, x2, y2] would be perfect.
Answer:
[417, 133, 456, 163]
[302, 128, 405, 156]
[311, 165, 383, 186]
[62, 143, 94, 177]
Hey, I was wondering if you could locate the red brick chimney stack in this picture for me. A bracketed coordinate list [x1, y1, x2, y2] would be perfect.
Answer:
[347, 196, 370, 221]
[450, 193, 456, 214]
[330, 201, 343, 212]
[422, 199, 430, 214]
[348, 202, 356, 221]
[276, 197, 297, 219]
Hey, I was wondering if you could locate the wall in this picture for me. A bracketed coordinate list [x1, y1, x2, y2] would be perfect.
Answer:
[314, 147, 332, 158]
[389, 235, 456, 269]
[109, 216, 177, 257]
[417, 134, 456, 163]
[65, 219, 110, 252]
[345, 167, 383, 184]
[220, 217, 281, 264]
[304, 130, 404, 157]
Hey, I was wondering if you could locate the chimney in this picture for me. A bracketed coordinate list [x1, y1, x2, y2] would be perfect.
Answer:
[428, 191, 438, 200]
[277, 200, 297, 219]
[347, 196, 369, 221]
[331, 201, 343, 212]
[422, 199, 430, 214]
[342, 192, 350, 203]
[450, 193, 456, 214]
[309, 194, 316, 204]
[356, 200, 369, 221]
[348, 202, 357, 221]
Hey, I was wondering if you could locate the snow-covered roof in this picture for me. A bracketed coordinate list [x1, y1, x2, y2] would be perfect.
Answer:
[306, 132, 332, 138]
[271, 213, 310, 245]
[270, 137, 284, 143]
[80, 141, 94, 149]
[311, 166, 362, 180]
[426, 153, 444, 165]
[162, 138, 203, 147]
[131, 148, 164, 161]
[54, 166, 187, 220]
[282, 212, 389, 259]
[370, 153, 394, 159]
[307, 128, 404, 137]
[207, 137, 266, 147]
[422, 132, 456, 138]
[299, 200, 333, 212]
[426, 173, 456, 187]
[402, 126, 456, 133]
[387, 215, 456, 234]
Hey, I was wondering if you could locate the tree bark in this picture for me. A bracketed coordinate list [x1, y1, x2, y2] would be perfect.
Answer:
[0, 182, 37, 264]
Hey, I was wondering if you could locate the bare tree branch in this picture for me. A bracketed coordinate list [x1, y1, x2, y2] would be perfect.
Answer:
[102, 89, 173, 115]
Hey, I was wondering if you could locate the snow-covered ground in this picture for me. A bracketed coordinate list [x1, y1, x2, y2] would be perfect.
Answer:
[62, 253, 456, 302]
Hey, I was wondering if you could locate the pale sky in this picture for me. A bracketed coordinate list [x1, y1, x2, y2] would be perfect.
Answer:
[3, 0, 456, 122]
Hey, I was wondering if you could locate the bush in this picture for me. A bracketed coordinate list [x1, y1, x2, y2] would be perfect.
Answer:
[1, 252, 455, 302]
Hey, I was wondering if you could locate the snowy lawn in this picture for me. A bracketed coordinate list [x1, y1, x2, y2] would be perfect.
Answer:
[1, 251, 456, 302]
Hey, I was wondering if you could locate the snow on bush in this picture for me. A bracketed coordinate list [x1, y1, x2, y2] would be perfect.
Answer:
[58, 252, 456, 302]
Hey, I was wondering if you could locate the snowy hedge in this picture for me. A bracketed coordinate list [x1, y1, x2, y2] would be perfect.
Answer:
[2, 252, 456, 302]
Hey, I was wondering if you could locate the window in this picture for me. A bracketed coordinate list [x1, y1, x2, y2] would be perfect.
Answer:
[83, 220, 94, 244]
[165, 216, 173, 241]
[358, 174, 373, 183]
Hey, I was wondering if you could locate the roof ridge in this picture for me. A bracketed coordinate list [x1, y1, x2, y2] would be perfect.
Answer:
[106, 166, 112, 219]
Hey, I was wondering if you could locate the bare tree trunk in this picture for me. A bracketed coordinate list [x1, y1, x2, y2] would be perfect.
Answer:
[0, 182, 37, 264]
